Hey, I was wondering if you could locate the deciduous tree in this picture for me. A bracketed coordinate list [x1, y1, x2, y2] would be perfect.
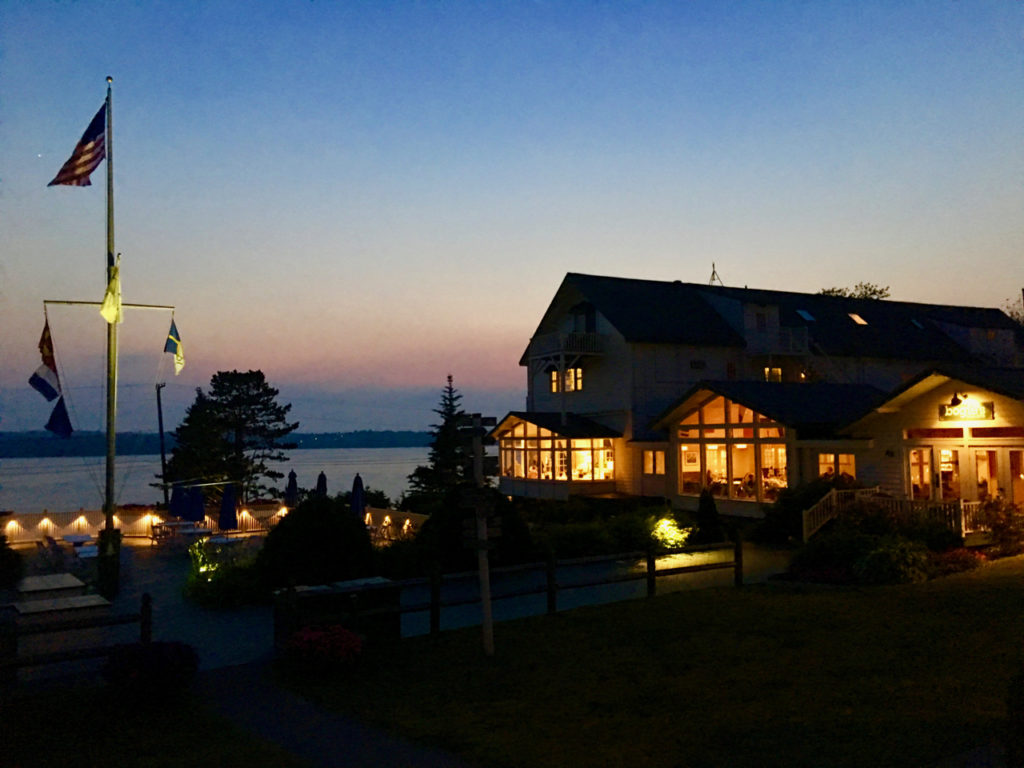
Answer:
[818, 282, 891, 300]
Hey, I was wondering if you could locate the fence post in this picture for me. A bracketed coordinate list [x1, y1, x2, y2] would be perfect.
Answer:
[646, 547, 657, 597]
[546, 553, 557, 614]
[0, 608, 17, 685]
[429, 564, 441, 636]
[733, 536, 744, 588]
[140, 592, 152, 644]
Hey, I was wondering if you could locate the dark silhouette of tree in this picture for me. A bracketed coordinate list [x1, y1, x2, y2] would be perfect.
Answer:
[819, 282, 890, 300]
[404, 375, 470, 504]
[164, 370, 298, 502]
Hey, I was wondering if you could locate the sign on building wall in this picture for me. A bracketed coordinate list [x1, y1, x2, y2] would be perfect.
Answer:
[938, 400, 994, 421]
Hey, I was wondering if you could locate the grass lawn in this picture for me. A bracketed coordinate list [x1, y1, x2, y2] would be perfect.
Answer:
[0, 682, 313, 768]
[283, 555, 1024, 768]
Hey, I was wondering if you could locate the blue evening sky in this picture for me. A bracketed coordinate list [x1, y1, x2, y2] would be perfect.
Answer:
[1, 1, 1022, 433]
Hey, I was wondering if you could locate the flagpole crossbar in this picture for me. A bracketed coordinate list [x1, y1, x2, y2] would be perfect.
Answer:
[44, 300, 176, 311]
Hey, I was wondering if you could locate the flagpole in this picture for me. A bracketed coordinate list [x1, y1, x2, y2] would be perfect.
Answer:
[100, 75, 120, 598]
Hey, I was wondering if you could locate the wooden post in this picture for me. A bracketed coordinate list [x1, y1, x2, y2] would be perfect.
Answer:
[734, 536, 744, 588]
[646, 547, 657, 597]
[140, 592, 152, 644]
[0, 609, 17, 685]
[429, 564, 441, 636]
[546, 553, 557, 614]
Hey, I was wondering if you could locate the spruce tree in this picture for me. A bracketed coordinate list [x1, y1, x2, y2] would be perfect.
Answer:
[406, 374, 469, 501]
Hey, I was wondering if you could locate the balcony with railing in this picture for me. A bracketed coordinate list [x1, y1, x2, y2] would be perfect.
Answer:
[529, 331, 608, 360]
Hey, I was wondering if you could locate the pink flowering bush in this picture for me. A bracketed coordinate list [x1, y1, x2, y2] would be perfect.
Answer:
[284, 624, 363, 667]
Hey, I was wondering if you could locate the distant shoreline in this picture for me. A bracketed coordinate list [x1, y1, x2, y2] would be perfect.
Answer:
[0, 430, 431, 459]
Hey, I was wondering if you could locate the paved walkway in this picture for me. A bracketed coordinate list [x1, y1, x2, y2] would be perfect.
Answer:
[12, 542, 473, 768]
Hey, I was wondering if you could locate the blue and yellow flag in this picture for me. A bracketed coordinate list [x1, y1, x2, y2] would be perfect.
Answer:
[164, 319, 184, 375]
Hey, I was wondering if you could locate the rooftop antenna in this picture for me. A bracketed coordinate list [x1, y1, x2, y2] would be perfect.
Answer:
[709, 262, 725, 286]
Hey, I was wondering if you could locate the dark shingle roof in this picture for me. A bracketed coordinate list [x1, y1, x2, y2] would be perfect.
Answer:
[529, 273, 1020, 363]
[493, 411, 622, 439]
[654, 381, 889, 438]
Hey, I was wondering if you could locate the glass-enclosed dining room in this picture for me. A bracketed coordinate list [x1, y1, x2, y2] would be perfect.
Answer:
[677, 396, 788, 503]
[498, 420, 615, 482]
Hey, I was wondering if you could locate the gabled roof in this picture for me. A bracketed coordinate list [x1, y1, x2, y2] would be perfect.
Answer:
[490, 411, 622, 440]
[850, 365, 1024, 419]
[525, 272, 1020, 364]
[523, 274, 746, 363]
[652, 381, 889, 438]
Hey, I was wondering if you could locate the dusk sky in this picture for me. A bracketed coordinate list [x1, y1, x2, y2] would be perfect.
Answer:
[2, 1, 1022, 434]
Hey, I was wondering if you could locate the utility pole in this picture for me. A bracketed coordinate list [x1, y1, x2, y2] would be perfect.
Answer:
[459, 413, 498, 657]
[155, 382, 169, 507]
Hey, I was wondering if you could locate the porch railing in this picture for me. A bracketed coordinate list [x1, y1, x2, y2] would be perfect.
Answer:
[801, 487, 881, 542]
[803, 492, 988, 543]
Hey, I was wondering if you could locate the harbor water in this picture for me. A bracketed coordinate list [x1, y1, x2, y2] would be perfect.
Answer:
[0, 447, 427, 514]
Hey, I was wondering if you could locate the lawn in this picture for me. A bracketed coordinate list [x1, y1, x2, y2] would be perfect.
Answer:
[283, 555, 1024, 768]
[0, 681, 314, 768]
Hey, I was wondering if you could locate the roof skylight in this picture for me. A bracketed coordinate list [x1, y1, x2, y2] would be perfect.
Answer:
[848, 313, 868, 325]
[796, 309, 815, 322]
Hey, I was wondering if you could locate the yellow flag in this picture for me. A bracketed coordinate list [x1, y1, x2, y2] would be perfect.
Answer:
[100, 262, 122, 324]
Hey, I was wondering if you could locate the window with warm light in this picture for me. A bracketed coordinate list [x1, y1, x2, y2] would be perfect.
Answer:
[764, 367, 782, 383]
[550, 367, 583, 393]
[643, 450, 665, 475]
[675, 395, 787, 501]
[498, 422, 613, 482]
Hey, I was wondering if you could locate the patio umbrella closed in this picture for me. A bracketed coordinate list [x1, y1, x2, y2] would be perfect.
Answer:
[185, 486, 205, 523]
[315, 471, 328, 497]
[284, 470, 299, 507]
[351, 473, 366, 520]
[219, 483, 238, 531]
[169, 485, 187, 519]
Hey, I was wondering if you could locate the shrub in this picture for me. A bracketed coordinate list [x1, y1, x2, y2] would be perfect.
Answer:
[853, 536, 930, 585]
[788, 527, 877, 584]
[928, 547, 985, 578]
[975, 498, 1024, 557]
[184, 537, 268, 608]
[536, 521, 614, 559]
[689, 490, 725, 544]
[258, 495, 374, 587]
[0, 534, 23, 589]
[102, 641, 199, 703]
[754, 479, 834, 545]
[283, 624, 363, 669]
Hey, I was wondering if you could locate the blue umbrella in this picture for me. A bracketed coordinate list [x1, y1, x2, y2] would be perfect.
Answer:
[184, 486, 206, 523]
[351, 473, 366, 520]
[218, 483, 238, 531]
[168, 485, 187, 519]
[284, 470, 299, 507]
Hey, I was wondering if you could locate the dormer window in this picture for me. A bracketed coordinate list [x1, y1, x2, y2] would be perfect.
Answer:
[849, 313, 868, 325]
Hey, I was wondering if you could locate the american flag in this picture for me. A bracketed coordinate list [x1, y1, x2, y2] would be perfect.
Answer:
[48, 102, 106, 187]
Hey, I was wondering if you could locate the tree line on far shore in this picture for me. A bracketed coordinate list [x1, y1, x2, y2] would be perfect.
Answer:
[0, 428, 429, 458]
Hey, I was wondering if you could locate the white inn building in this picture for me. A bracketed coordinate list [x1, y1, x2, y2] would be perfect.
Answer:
[491, 273, 1024, 517]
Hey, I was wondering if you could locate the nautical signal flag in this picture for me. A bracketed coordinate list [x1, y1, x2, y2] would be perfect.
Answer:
[29, 320, 61, 401]
[28, 320, 73, 438]
[164, 319, 185, 375]
[48, 102, 107, 187]
[100, 260, 122, 324]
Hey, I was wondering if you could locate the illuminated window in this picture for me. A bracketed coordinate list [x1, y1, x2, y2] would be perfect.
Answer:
[764, 367, 782, 383]
[643, 450, 665, 475]
[849, 313, 868, 325]
[498, 425, 611, 483]
[550, 367, 583, 393]
[818, 453, 856, 480]
[675, 397, 787, 502]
